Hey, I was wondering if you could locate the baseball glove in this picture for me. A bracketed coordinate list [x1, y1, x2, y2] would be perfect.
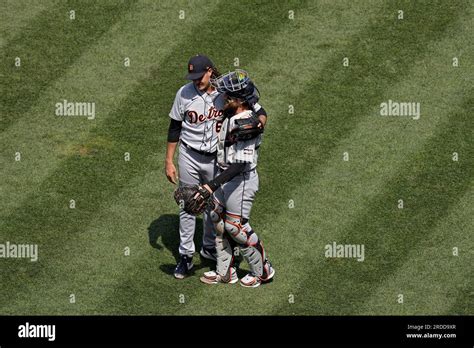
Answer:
[228, 114, 263, 143]
[174, 185, 212, 215]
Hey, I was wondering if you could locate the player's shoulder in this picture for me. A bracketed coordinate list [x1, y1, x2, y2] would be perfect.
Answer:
[177, 82, 198, 100]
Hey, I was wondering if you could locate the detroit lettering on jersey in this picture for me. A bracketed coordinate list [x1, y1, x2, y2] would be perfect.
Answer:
[187, 106, 222, 123]
[169, 82, 225, 153]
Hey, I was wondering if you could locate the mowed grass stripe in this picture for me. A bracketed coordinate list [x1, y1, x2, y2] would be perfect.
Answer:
[358, 188, 473, 315]
[354, 10, 474, 315]
[0, 0, 137, 132]
[0, 0, 49, 49]
[267, 56, 472, 315]
[257, 0, 468, 218]
[288, 97, 472, 315]
[265, 4, 471, 314]
[0, 0, 217, 218]
[0, 0, 311, 314]
[448, 260, 474, 314]
[0, 169, 184, 314]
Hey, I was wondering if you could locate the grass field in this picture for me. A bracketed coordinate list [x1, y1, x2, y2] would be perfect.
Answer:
[0, 0, 472, 315]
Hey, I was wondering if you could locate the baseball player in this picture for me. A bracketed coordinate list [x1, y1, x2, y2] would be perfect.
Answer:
[166, 56, 268, 280]
[174, 70, 274, 287]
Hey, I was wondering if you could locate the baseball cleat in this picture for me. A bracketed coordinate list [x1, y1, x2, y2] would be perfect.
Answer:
[200, 247, 217, 261]
[200, 267, 238, 285]
[261, 261, 275, 282]
[174, 255, 194, 279]
[240, 274, 261, 288]
[240, 263, 275, 288]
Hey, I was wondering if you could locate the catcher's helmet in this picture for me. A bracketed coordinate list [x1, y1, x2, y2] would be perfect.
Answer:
[211, 69, 260, 106]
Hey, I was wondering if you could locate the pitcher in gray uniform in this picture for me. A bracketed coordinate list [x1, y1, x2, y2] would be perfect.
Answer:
[165, 55, 225, 279]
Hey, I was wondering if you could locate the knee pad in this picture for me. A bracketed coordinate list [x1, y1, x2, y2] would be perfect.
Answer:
[209, 199, 225, 235]
[223, 215, 268, 277]
[224, 214, 259, 247]
[241, 221, 259, 247]
[216, 234, 234, 277]
[224, 213, 248, 245]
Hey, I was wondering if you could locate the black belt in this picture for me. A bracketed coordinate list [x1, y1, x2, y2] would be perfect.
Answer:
[181, 141, 216, 157]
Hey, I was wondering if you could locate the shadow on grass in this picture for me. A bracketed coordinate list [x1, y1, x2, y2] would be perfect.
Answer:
[147, 214, 215, 276]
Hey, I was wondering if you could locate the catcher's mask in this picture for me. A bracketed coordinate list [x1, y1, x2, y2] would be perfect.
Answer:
[211, 69, 260, 106]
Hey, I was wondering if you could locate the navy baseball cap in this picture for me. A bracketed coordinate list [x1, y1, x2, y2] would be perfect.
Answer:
[185, 54, 214, 80]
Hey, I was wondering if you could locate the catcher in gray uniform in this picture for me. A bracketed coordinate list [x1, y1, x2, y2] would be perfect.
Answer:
[174, 70, 275, 287]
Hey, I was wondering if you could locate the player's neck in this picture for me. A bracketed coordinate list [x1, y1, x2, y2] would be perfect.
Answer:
[193, 82, 215, 95]
[205, 84, 215, 94]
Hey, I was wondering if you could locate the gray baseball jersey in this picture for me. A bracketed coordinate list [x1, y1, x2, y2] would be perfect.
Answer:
[169, 82, 226, 153]
[216, 110, 262, 171]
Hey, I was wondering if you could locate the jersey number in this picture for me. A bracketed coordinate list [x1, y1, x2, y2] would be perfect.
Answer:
[215, 120, 223, 132]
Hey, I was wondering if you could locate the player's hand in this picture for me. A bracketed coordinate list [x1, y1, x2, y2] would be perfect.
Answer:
[202, 184, 213, 194]
[165, 161, 178, 184]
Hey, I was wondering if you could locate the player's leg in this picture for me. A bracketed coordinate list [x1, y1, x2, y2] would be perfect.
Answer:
[200, 190, 238, 285]
[223, 170, 275, 287]
[224, 213, 274, 287]
[174, 144, 201, 279]
[198, 155, 218, 260]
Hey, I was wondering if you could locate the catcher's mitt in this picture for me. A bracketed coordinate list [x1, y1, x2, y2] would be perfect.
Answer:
[174, 185, 211, 215]
[227, 114, 263, 144]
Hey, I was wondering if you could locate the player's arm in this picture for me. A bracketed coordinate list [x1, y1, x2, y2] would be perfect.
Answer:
[165, 142, 178, 183]
[165, 89, 184, 184]
[202, 163, 247, 193]
[256, 108, 267, 127]
[253, 103, 267, 128]
[167, 119, 182, 142]
[165, 120, 182, 184]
